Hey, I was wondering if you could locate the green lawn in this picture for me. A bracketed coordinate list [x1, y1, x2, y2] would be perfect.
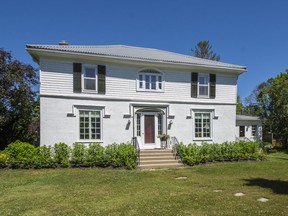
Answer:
[269, 151, 288, 158]
[0, 158, 287, 216]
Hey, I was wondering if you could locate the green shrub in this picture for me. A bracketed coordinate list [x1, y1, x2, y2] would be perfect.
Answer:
[4, 140, 37, 168]
[86, 143, 107, 167]
[53, 143, 71, 167]
[1, 141, 137, 170]
[34, 146, 55, 168]
[0, 153, 9, 168]
[116, 143, 137, 170]
[178, 141, 266, 166]
[71, 143, 87, 167]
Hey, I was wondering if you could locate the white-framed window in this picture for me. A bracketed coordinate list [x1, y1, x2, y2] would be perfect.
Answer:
[158, 113, 163, 135]
[136, 113, 141, 136]
[79, 110, 101, 140]
[83, 65, 97, 91]
[194, 112, 211, 139]
[252, 125, 257, 137]
[137, 70, 163, 92]
[198, 74, 209, 97]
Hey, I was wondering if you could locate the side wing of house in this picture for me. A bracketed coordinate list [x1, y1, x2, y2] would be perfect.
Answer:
[236, 115, 263, 141]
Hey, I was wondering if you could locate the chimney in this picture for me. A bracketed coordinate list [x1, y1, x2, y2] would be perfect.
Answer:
[59, 40, 69, 46]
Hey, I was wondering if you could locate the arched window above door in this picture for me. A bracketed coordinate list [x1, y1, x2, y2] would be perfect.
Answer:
[137, 69, 164, 92]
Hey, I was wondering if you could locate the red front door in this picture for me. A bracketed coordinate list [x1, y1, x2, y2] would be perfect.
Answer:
[145, 115, 155, 144]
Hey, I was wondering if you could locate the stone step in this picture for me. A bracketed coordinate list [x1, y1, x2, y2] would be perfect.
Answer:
[139, 163, 183, 169]
[140, 159, 180, 165]
[140, 153, 175, 158]
[140, 156, 176, 161]
[140, 149, 173, 154]
[138, 149, 181, 169]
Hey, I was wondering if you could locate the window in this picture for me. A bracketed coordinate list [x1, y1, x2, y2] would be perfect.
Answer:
[239, 126, 245, 137]
[137, 114, 141, 136]
[158, 114, 163, 135]
[195, 113, 211, 138]
[137, 70, 163, 91]
[198, 74, 209, 97]
[191, 73, 216, 98]
[83, 66, 97, 91]
[252, 125, 257, 136]
[79, 110, 101, 140]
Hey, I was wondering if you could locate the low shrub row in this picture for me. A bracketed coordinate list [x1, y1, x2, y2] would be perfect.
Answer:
[0, 141, 137, 170]
[175, 141, 266, 166]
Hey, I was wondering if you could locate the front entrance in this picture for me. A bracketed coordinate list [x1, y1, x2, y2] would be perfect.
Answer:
[144, 115, 155, 144]
[135, 110, 166, 149]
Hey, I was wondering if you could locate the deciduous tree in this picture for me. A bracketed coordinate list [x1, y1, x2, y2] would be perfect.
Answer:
[0, 49, 39, 149]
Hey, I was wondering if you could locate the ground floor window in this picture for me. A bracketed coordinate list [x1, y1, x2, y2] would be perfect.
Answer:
[195, 113, 211, 138]
[158, 114, 163, 135]
[79, 110, 101, 140]
[251, 125, 257, 136]
[136, 113, 141, 136]
[239, 126, 245, 137]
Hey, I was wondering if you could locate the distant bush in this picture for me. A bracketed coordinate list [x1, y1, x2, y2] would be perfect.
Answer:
[1, 141, 137, 170]
[176, 141, 266, 166]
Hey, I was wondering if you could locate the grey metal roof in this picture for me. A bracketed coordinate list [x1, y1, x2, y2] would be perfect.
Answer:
[26, 44, 246, 70]
[236, 115, 261, 121]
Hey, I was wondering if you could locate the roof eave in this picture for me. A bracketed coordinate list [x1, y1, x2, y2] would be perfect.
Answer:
[26, 48, 247, 74]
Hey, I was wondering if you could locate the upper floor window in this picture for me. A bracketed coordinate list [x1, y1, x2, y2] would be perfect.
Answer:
[198, 74, 209, 97]
[73, 63, 106, 94]
[191, 73, 216, 99]
[83, 65, 97, 91]
[137, 69, 163, 92]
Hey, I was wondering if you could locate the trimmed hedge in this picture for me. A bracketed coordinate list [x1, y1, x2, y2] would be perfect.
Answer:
[176, 141, 266, 166]
[1, 141, 137, 170]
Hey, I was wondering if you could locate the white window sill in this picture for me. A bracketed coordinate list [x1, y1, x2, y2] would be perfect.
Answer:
[82, 90, 98, 94]
[197, 96, 210, 99]
[193, 138, 213, 142]
[77, 140, 103, 143]
[136, 89, 164, 93]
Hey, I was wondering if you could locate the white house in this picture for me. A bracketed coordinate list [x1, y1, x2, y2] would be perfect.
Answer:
[26, 43, 260, 149]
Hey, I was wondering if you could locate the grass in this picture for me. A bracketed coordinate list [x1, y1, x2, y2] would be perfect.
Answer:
[0, 158, 287, 215]
[269, 149, 288, 158]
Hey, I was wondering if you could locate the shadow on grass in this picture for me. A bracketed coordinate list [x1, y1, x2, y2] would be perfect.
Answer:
[244, 178, 288, 195]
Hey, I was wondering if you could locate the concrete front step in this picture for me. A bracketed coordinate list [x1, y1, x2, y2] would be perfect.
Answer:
[139, 163, 183, 169]
[140, 156, 176, 161]
[139, 149, 182, 169]
[140, 159, 180, 165]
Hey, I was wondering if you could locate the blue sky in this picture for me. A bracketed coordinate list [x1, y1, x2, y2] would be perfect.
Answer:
[1, 0, 288, 101]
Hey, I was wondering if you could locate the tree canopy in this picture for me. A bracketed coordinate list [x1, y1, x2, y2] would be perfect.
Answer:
[244, 70, 288, 147]
[191, 40, 220, 61]
[0, 48, 39, 149]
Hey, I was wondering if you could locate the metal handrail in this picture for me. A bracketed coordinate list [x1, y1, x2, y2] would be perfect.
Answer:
[236, 137, 252, 142]
[171, 136, 181, 160]
[131, 137, 140, 165]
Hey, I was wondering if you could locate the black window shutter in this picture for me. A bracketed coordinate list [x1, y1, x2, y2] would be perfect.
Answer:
[209, 74, 216, 98]
[98, 65, 106, 94]
[73, 63, 82, 93]
[191, 72, 198, 98]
